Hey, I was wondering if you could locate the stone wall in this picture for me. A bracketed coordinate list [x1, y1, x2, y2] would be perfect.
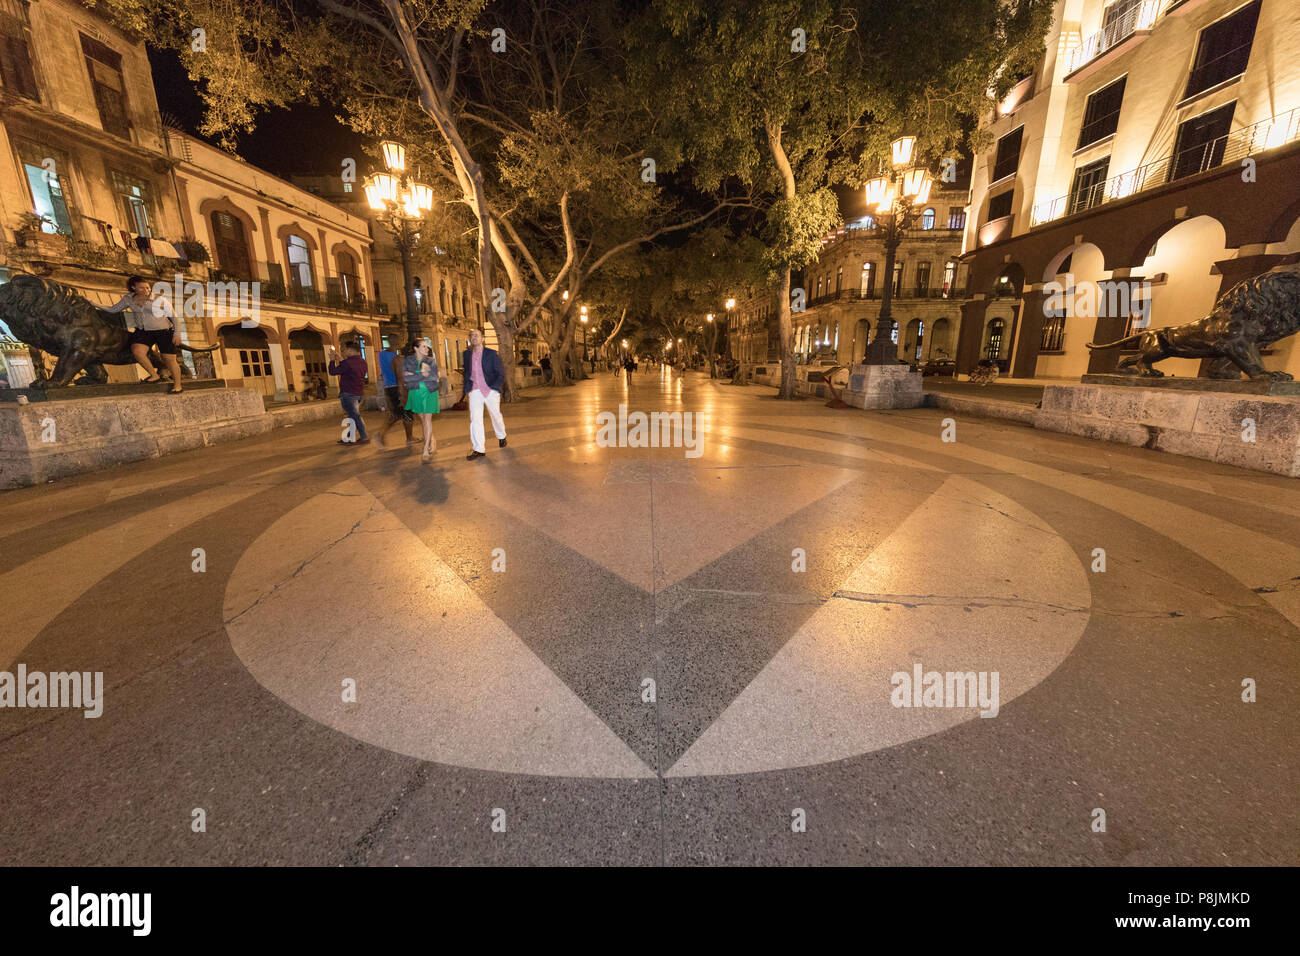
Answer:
[0, 391, 388, 489]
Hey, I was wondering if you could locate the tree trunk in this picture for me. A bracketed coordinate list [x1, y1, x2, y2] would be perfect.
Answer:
[496, 323, 518, 402]
[765, 120, 799, 400]
[777, 266, 796, 399]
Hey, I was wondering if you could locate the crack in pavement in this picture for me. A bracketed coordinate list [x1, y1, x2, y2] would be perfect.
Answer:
[340, 763, 430, 866]
[831, 590, 1089, 613]
[223, 503, 383, 627]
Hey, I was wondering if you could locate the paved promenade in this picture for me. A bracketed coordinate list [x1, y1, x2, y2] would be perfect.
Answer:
[1, 369, 1296, 865]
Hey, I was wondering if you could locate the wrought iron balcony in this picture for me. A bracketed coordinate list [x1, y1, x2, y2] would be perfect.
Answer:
[1031, 107, 1300, 227]
[1062, 1, 1166, 77]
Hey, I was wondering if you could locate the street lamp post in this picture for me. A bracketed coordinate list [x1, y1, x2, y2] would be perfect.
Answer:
[364, 140, 435, 345]
[705, 312, 717, 377]
[723, 297, 736, 375]
[861, 136, 933, 365]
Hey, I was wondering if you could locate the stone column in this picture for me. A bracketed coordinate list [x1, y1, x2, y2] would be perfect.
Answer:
[1011, 286, 1055, 379]
[956, 297, 988, 374]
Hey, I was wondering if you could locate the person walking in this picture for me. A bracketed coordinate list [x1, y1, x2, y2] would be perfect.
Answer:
[401, 338, 441, 462]
[328, 340, 370, 446]
[103, 275, 184, 394]
[376, 341, 415, 447]
[462, 328, 506, 461]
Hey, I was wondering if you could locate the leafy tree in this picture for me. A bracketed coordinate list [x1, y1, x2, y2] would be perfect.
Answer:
[93, 0, 745, 397]
[634, 0, 1052, 397]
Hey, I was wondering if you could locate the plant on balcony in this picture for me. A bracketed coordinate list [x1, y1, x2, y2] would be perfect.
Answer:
[177, 239, 211, 264]
[13, 213, 55, 248]
[63, 237, 128, 270]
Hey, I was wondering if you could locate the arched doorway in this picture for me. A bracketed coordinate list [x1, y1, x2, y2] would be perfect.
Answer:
[854, 318, 872, 360]
[985, 319, 1006, 363]
[904, 318, 924, 362]
[219, 324, 276, 399]
[289, 328, 327, 399]
[928, 318, 952, 360]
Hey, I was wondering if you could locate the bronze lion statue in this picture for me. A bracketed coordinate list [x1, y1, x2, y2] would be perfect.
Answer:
[1087, 267, 1300, 380]
[0, 273, 217, 388]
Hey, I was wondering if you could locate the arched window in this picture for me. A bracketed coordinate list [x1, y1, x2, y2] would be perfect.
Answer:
[286, 234, 313, 289]
[335, 249, 358, 300]
[860, 262, 875, 298]
[815, 277, 823, 299]
[835, 265, 843, 293]
[439, 280, 448, 314]
[413, 276, 425, 313]
[210, 211, 251, 278]
[921, 208, 936, 230]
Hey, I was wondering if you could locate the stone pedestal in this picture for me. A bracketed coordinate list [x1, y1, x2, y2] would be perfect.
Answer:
[0, 388, 271, 489]
[1035, 381, 1300, 476]
[843, 363, 924, 410]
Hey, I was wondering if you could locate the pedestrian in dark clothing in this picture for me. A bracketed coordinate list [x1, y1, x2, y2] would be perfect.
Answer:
[328, 341, 370, 445]
[540, 354, 552, 383]
[376, 341, 415, 447]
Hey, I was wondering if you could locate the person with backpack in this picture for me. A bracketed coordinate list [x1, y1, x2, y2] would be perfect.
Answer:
[402, 337, 441, 462]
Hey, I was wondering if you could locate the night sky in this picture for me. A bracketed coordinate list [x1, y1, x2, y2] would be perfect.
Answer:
[148, 48, 365, 179]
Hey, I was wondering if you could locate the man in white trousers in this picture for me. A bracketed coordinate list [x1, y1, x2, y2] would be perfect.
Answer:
[462, 328, 507, 460]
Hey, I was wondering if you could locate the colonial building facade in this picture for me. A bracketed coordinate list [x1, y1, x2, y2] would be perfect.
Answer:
[959, 0, 1300, 380]
[732, 184, 971, 372]
[0, 0, 386, 399]
[793, 184, 971, 368]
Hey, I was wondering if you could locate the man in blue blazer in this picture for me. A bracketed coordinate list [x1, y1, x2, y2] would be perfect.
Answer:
[462, 327, 508, 460]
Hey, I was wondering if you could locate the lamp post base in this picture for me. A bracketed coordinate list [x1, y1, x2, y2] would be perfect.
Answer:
[843, 363, 924, 410]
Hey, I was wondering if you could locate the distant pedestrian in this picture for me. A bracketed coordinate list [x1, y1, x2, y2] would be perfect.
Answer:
[299, 371, 315, 400]
[540, 354, 552, 383]
[328, 340, 370, 446]
[376, 341, 415, 447]
[462, 328, 507, 460]
[401, 338, 441, 462]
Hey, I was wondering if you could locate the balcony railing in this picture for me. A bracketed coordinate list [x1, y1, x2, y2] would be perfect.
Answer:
[801, 286, 968, 309]
[1031, 107, 1300, 226]
[209, 262, 388, 316]
[1063, 0, 1165, 76]
[817, 225, 965, 250]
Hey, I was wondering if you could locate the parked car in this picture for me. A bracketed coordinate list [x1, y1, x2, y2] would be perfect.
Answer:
[919, 360, 956, 377]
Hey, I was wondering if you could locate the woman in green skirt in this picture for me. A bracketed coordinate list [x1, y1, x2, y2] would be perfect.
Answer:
[403, 338, 441, 462]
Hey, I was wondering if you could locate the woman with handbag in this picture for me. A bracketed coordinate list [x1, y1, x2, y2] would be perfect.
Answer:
[402, 337, 441, 462]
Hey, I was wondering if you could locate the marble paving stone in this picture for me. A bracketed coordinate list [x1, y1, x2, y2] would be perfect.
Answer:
[1, 368, 1297, 866]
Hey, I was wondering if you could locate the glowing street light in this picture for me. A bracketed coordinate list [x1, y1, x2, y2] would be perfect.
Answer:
[861, 131, 935, 365]
[364, 139, 438, 342]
